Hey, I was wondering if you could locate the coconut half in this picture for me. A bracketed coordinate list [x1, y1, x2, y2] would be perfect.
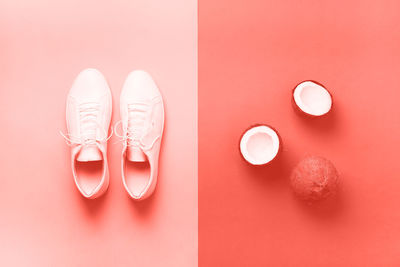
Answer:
[240, 125, 280, 165]
[293, 81, 332, 116]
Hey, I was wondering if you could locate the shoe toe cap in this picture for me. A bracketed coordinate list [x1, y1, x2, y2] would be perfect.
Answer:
[122, 70, 161, 100]
[69, 68, 111, 99]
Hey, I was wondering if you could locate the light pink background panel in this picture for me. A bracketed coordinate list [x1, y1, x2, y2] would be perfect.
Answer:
[0, 0, 197, 266]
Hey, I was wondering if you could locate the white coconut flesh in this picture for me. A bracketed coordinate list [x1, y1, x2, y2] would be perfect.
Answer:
[293, 81, 332, 116]
[240, 125, 280, 165]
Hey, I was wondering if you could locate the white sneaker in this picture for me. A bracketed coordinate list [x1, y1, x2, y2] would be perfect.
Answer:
[116, 70, 164, 200]
[62, 68, 112, 199]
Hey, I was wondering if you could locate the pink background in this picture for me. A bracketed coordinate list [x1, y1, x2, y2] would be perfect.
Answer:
[0, 0, 197, 266]
[199, 0, 400, 266]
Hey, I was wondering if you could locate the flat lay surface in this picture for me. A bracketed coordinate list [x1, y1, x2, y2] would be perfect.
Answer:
[0, 0, 197, 266]
[199, 0, 400, 266]
[1, 0, 399, 266]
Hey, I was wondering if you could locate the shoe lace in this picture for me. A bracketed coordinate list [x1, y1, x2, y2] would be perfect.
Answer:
[114, 102, 149, 147]
[60, 102, 113, 146]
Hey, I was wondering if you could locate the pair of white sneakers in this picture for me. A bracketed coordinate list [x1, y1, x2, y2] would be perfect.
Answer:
[62, 69, 164, 200]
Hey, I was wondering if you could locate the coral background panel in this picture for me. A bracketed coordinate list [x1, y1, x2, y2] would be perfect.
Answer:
[199, 0, 400, 266]
[0, 0, 197, 266]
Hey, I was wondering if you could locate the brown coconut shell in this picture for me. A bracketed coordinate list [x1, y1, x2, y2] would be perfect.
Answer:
[291, 155, 339, 202]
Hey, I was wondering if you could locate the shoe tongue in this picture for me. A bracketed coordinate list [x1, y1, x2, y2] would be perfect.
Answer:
[77, 145, 102, 162]
[127, 147, 146, 162]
